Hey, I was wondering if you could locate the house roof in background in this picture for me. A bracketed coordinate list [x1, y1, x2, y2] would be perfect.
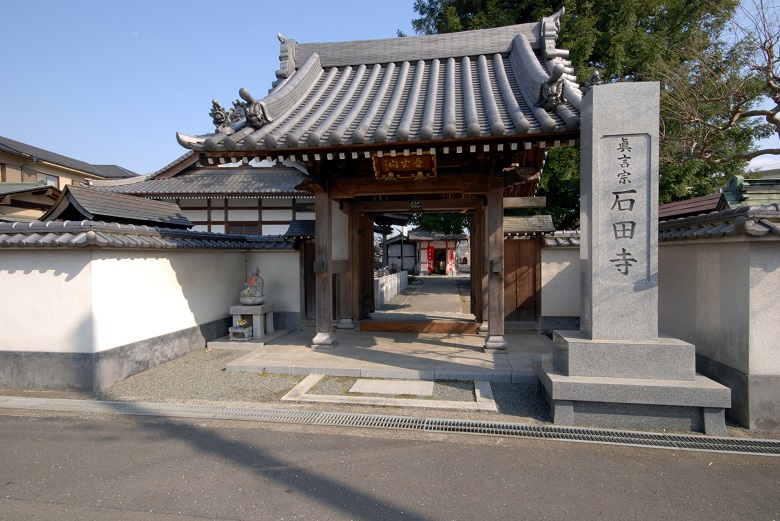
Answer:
[0, 182, 61, 198]
[658, 193, 721, 220]
[0, 220, 295, 250]
[719, 174, 780, 210]
[89, 165, 312, 199]
[0, 136, 137, 179]
[41, 186, 193, 229]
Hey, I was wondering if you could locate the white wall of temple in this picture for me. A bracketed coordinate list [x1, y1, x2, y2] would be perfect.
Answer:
[659, 240, 753, 374]
[750, 242, 780, 375]
[246, 250, 301, 313]
[0, 247, 303, 356]
[0, 249, 94, 353]
[540, 248, 581, 317]
[90, 250, 246, 353]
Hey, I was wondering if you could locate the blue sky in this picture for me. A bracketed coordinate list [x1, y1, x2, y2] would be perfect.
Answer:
[1, 0, 417, 174]
[2, 0, 778, 175]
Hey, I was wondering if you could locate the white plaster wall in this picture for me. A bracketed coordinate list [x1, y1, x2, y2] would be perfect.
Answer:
[749, 242, 780, 375]
[541, 248, 581, 316]
[262, 209, 293, 221]
[0, 250, 93, 353]
[262, 224, 289, 235]
[332, 201, 349, 261]
[228, 209, 259, 221]
[659, 241, 750, 373]
[246, 251, 301, 313]
[90, 251, 245, 352]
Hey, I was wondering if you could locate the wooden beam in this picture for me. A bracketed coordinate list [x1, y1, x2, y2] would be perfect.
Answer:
[328, 173, 490, 199]
[503, 196, 546, 208]
[351, 199, 481, 213]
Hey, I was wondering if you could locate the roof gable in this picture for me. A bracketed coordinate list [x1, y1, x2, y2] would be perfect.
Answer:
[41, 186, 193, 229]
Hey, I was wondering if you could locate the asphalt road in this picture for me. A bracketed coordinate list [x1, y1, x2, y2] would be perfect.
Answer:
[1, 411, 779, 521]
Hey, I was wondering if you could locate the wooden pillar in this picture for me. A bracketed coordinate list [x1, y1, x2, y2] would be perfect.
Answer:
[312, 188, 337, 347]
[472, 205, 485, 326]
[336, 205, 357, 329]
[485, 176, 507, 350]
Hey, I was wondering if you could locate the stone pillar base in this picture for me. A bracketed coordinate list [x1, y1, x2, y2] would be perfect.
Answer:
[312, 332, 338, 349]
[336, 319, 355, 330]
[484, 335, 507, 351]
[533, 354, 730, 436]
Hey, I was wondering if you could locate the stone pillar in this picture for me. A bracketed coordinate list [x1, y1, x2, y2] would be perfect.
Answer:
[312, 189, 337, 347]
[484, 176, 506, 350]
[534, 82, 730, 435]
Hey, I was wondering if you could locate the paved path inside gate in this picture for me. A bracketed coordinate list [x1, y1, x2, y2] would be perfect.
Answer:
[214, 275, 550, 383]
[221, 329, 549, 383]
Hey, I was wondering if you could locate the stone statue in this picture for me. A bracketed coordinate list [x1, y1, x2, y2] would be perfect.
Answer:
[537, 63, 566, 111]
[240, 267, 265, 305]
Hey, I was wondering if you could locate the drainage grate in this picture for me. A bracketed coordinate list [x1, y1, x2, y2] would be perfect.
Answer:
[2, 396, 779, 456]
[315, 412, 428, 430]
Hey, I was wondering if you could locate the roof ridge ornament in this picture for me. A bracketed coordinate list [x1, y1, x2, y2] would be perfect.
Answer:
[536, 62, 566, 110]
[541, 8, 568, 61]
[581, 70, 603, 94]
[273, 33, 298, 90]
[209, 99, 247, 135]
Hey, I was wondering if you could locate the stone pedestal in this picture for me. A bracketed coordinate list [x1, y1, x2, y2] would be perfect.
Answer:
[534, 82, 730, 435]
[230, 303, 275, 339]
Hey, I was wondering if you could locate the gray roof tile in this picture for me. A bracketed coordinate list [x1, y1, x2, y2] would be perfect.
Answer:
[504, 215, 555, 234]
[176, 10, 580, 156]
[659, 204, 780, 241]
[0, 220, 295, 250]
[0, 136, 137, 178]
[41, 186, 193, 228]
[91, 166, 311, 198]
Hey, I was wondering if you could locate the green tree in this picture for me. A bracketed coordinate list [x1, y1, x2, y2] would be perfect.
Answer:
[410, 0, 777, 224]
[409, 212, 471, 235]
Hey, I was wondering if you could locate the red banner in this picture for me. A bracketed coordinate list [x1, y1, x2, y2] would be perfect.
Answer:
[427, 246, 434, 273]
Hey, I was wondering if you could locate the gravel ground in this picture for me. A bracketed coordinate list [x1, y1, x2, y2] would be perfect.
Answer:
[2, 347, 777, 439]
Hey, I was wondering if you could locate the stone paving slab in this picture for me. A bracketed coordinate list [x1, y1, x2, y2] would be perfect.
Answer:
[280, 373, 498, 412]
[226, 330, 549, 383]
[350, 379, 435, 396]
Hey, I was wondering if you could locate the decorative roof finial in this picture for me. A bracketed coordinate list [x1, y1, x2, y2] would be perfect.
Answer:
[272, 32, 297, 90]
[537, 63, 566, 110]
[581, 70, 603, 94]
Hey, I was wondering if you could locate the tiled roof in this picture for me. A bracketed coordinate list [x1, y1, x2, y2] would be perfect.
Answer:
[284, 219, 316, 238]
[90, 166, 312, 198]
[0, 136, 136, 179]
[504, 215, 555, 235]
[41, 186, 193, 229]
[0, 220, 294, 250]
[719, 175, 780, 210]
[92, 164, 140, 179]
[408, 230, 467, 241]
[659, 204, 780, 241]
[542, 233, 580, 248]
[0, 182, 61, 197]
[176, 9, 580, 157]
[658, 193, 721, 220]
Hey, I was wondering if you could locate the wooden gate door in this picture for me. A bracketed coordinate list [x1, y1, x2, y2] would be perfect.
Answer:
[504, 238, 539, 323]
